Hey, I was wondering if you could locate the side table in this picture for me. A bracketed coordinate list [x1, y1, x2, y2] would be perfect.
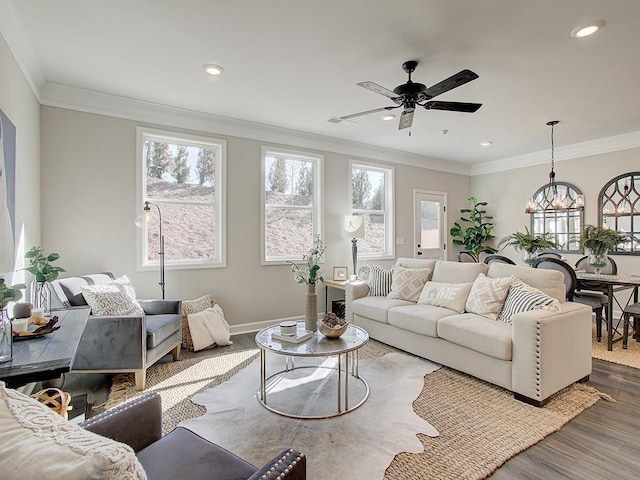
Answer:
[323, 279, 348, 314]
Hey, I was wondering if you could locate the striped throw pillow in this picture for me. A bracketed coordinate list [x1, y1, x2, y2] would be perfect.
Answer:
[370, 265, 393, 296]
[498, 279, 561, 324]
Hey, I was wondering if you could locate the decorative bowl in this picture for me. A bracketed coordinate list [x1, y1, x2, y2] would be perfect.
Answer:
[318, 320, 349, 338]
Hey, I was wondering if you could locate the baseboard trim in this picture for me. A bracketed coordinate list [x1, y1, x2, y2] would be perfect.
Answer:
[229, 315, 304, 336]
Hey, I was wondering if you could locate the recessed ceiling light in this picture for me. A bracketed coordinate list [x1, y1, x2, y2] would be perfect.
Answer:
[480, 141, 493, 147]
[570, 20, 605, 38]
[203, 64, 224, 76]
[382, 114, 395, 121]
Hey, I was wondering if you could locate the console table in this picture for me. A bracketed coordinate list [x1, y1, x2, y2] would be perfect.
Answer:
[0, 308, 89, 388]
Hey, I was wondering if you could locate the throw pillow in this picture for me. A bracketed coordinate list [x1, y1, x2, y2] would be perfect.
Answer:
[465, 273, 513, 320]
[182, 295, 216, 351]
[187, 305, 233, 351]
[387, 266, 432, 302]
[370, 265, 393, 297]
[0, 381, 146, 479]
[80, 275, 144, 316]
[417, 281, 474, 313]
[498, 279, 562, 325]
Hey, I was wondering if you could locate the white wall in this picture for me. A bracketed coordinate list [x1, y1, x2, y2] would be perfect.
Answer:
[41, 106, 470, 328]
[471, 147, 640, 274]
[0, 32, 40, 283]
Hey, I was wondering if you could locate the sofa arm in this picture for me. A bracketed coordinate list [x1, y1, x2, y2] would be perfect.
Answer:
[247, 449, 306, 480]
[139, 299, 182, 315]
[511, 302, 592, 404]
[345, 281, 370, 323]
[80, 393, 162, 452]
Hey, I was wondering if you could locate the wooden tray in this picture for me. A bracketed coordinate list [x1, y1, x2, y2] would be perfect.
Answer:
[12, 316, 60, 340]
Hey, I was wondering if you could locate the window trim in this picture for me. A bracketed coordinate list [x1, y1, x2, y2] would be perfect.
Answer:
[261, 146, 324, 265]
[349, 160, 395, 260]
[136, 126, 226, 271]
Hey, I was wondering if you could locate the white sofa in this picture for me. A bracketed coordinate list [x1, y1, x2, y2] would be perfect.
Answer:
[346, 258, 592, 406]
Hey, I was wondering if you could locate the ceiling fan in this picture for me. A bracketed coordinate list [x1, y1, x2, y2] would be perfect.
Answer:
[336, 60, 482, 130]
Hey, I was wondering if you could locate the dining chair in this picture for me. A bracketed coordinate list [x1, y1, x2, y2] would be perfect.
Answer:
[532, 257, 605, 339]
[457, 251, 478, 263]
[574, 255, 617, 341]
[483, 254, 516, 265]
[537, 252, 562, 259]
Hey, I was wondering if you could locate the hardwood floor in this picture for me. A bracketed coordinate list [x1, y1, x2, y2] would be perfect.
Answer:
[57, 333, 640, 479]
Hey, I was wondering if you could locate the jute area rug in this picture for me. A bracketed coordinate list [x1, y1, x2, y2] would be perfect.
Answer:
[107, 340, 609, 480]
[591, 324, 640, 369]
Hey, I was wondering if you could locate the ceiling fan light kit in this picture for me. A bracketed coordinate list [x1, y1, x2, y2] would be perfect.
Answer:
[339, 60, 482, 130]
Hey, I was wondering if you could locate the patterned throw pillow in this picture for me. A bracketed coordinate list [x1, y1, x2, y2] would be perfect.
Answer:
[417, 281, 474, 313]
[387, 266, 432, 302]
[465, 274, 513, 320]
[498, 279, 562, 325]
[369, 265, 393, 296]
[80, 275, 144, 316]
[182, 295, 216, 351]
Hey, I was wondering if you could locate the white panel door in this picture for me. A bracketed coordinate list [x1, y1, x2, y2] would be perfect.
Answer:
[414, 190, 447, 260]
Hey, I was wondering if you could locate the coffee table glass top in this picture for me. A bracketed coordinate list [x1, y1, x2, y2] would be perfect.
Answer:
[255, 322, 368, 357]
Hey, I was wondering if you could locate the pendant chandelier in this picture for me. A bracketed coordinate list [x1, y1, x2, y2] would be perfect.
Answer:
[525, 120, 584, 213]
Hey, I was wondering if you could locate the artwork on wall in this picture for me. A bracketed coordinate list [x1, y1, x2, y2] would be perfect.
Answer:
[0, 108, 16, 276]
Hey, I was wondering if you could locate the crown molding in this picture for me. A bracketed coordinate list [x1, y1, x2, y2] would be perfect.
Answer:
[40, 82, 471, 176]
[470, 130, 640, 176]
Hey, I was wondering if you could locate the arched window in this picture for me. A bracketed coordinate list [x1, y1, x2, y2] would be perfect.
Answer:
[529, 181, 584, 252]
[599, 172, 640, 254]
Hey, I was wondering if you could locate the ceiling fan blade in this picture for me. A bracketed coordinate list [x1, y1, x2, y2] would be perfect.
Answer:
[423, 101, 482, 113]
[398, 109, 414, 130]
[339, 105, 399, 121]
[423, 69, 479, 99]
[357, 81, 401, 100]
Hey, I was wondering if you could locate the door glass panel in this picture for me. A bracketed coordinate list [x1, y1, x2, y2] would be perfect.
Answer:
[420, 199, 441, 249]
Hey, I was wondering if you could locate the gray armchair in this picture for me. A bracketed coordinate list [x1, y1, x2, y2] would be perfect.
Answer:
[50, 273, 182, 390]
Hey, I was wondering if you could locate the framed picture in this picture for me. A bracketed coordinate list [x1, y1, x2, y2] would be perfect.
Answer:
[333, 266, 348, 281]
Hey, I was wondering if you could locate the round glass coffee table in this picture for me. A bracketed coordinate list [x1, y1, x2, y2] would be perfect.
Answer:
[255, 322, 369, 419]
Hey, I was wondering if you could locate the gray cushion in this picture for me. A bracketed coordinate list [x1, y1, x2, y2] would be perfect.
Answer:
[387, 305, 456, 337]
[146, 314, 182, 348]
[437, 313, 513, 361]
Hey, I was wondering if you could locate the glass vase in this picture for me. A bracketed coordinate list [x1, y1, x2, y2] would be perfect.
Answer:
[0, 308, 12, 364]
[31, 281, 52, 316]
[305, 283, 318, 332]
[586, 248, 608, 275]
[521, 250, 537, 266]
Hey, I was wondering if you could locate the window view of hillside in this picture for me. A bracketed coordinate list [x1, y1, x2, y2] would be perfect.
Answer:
[352, 166, 386, 255]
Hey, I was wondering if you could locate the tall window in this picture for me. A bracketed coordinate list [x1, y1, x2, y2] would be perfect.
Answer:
[137, 127, 226, 269]
[262, 147, 323, 263]
[599, 172, 640, 254]
[350, 161, 394, 258]
[529, 181, 583, 252]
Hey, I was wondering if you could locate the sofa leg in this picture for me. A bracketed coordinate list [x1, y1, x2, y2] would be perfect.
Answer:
[171, 344, 181, 361]
[513, 393, 549, 407]
[578, 375, 590, 383]
[135, 370, 146, 391]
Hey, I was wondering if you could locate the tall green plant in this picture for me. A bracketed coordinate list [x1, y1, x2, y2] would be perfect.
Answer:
[580, 225, 627, 256]
[498, 226, 559, 254]
[450, 196, 497, 261]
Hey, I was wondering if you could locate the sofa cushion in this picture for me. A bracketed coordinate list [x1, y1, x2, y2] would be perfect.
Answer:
[487, 263, 565, 303]
[465, 273, 513, 320]
[387, 266, 432, 302]
[351, 296, 414, 324]
[395, 257, 438, 271]
[52, 273, 115, 307]
[0, 381, 145, 479]
[417, 281, 473, 313]
[370, 265, 393, 296]
[431, 261, 488, 283]
[388, 304, 457, 337]
[438, 313, 513, 361]
[146, 314, 182, 348]
[81, 275, 144, 316]
[498, 279, 561, 325]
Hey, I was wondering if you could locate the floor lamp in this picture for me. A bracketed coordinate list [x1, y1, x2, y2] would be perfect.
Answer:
[136, 201, 165, 299]
[343, 215, 365, 280]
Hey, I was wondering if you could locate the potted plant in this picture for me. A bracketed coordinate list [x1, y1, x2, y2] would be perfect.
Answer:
[0, 276, 25, 363]
[580, 225, 627, 274]
[449, 196, 498, 262]
[23, 246, 66, 315]
[289, 236, 325, 331]
[498, 226, 559, 265]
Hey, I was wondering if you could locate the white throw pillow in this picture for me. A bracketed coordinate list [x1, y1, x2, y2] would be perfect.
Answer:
[498, 279, 562, 324]
[81, 275, 144, 316]
[187, 305, 233, 351]
[417, 281, 474, 313]
[370, 265, 393, 296]
[0, 381, 145, 479]
[387, 266, 432, 302]
[465, 273, 514, 320]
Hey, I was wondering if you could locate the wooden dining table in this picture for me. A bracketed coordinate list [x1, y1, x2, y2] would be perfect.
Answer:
[575, 272, 640, 351]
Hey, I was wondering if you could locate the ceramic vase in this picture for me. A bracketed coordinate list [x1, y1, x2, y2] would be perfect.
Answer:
[305, 283, 318, 332]
[0, 309, 12, 364]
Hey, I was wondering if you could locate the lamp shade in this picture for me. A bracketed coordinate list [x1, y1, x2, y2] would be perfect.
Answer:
[343, 215, 365, 238]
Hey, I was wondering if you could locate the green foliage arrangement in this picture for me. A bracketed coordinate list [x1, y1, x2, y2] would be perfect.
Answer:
[580, 225, 627, 256]
[498, 226, 559, 254]
[449, 196, 498, 262]
[289, 237, 325, 284]
[23, 247, 66, 283]
[0, 277, 25, 309]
